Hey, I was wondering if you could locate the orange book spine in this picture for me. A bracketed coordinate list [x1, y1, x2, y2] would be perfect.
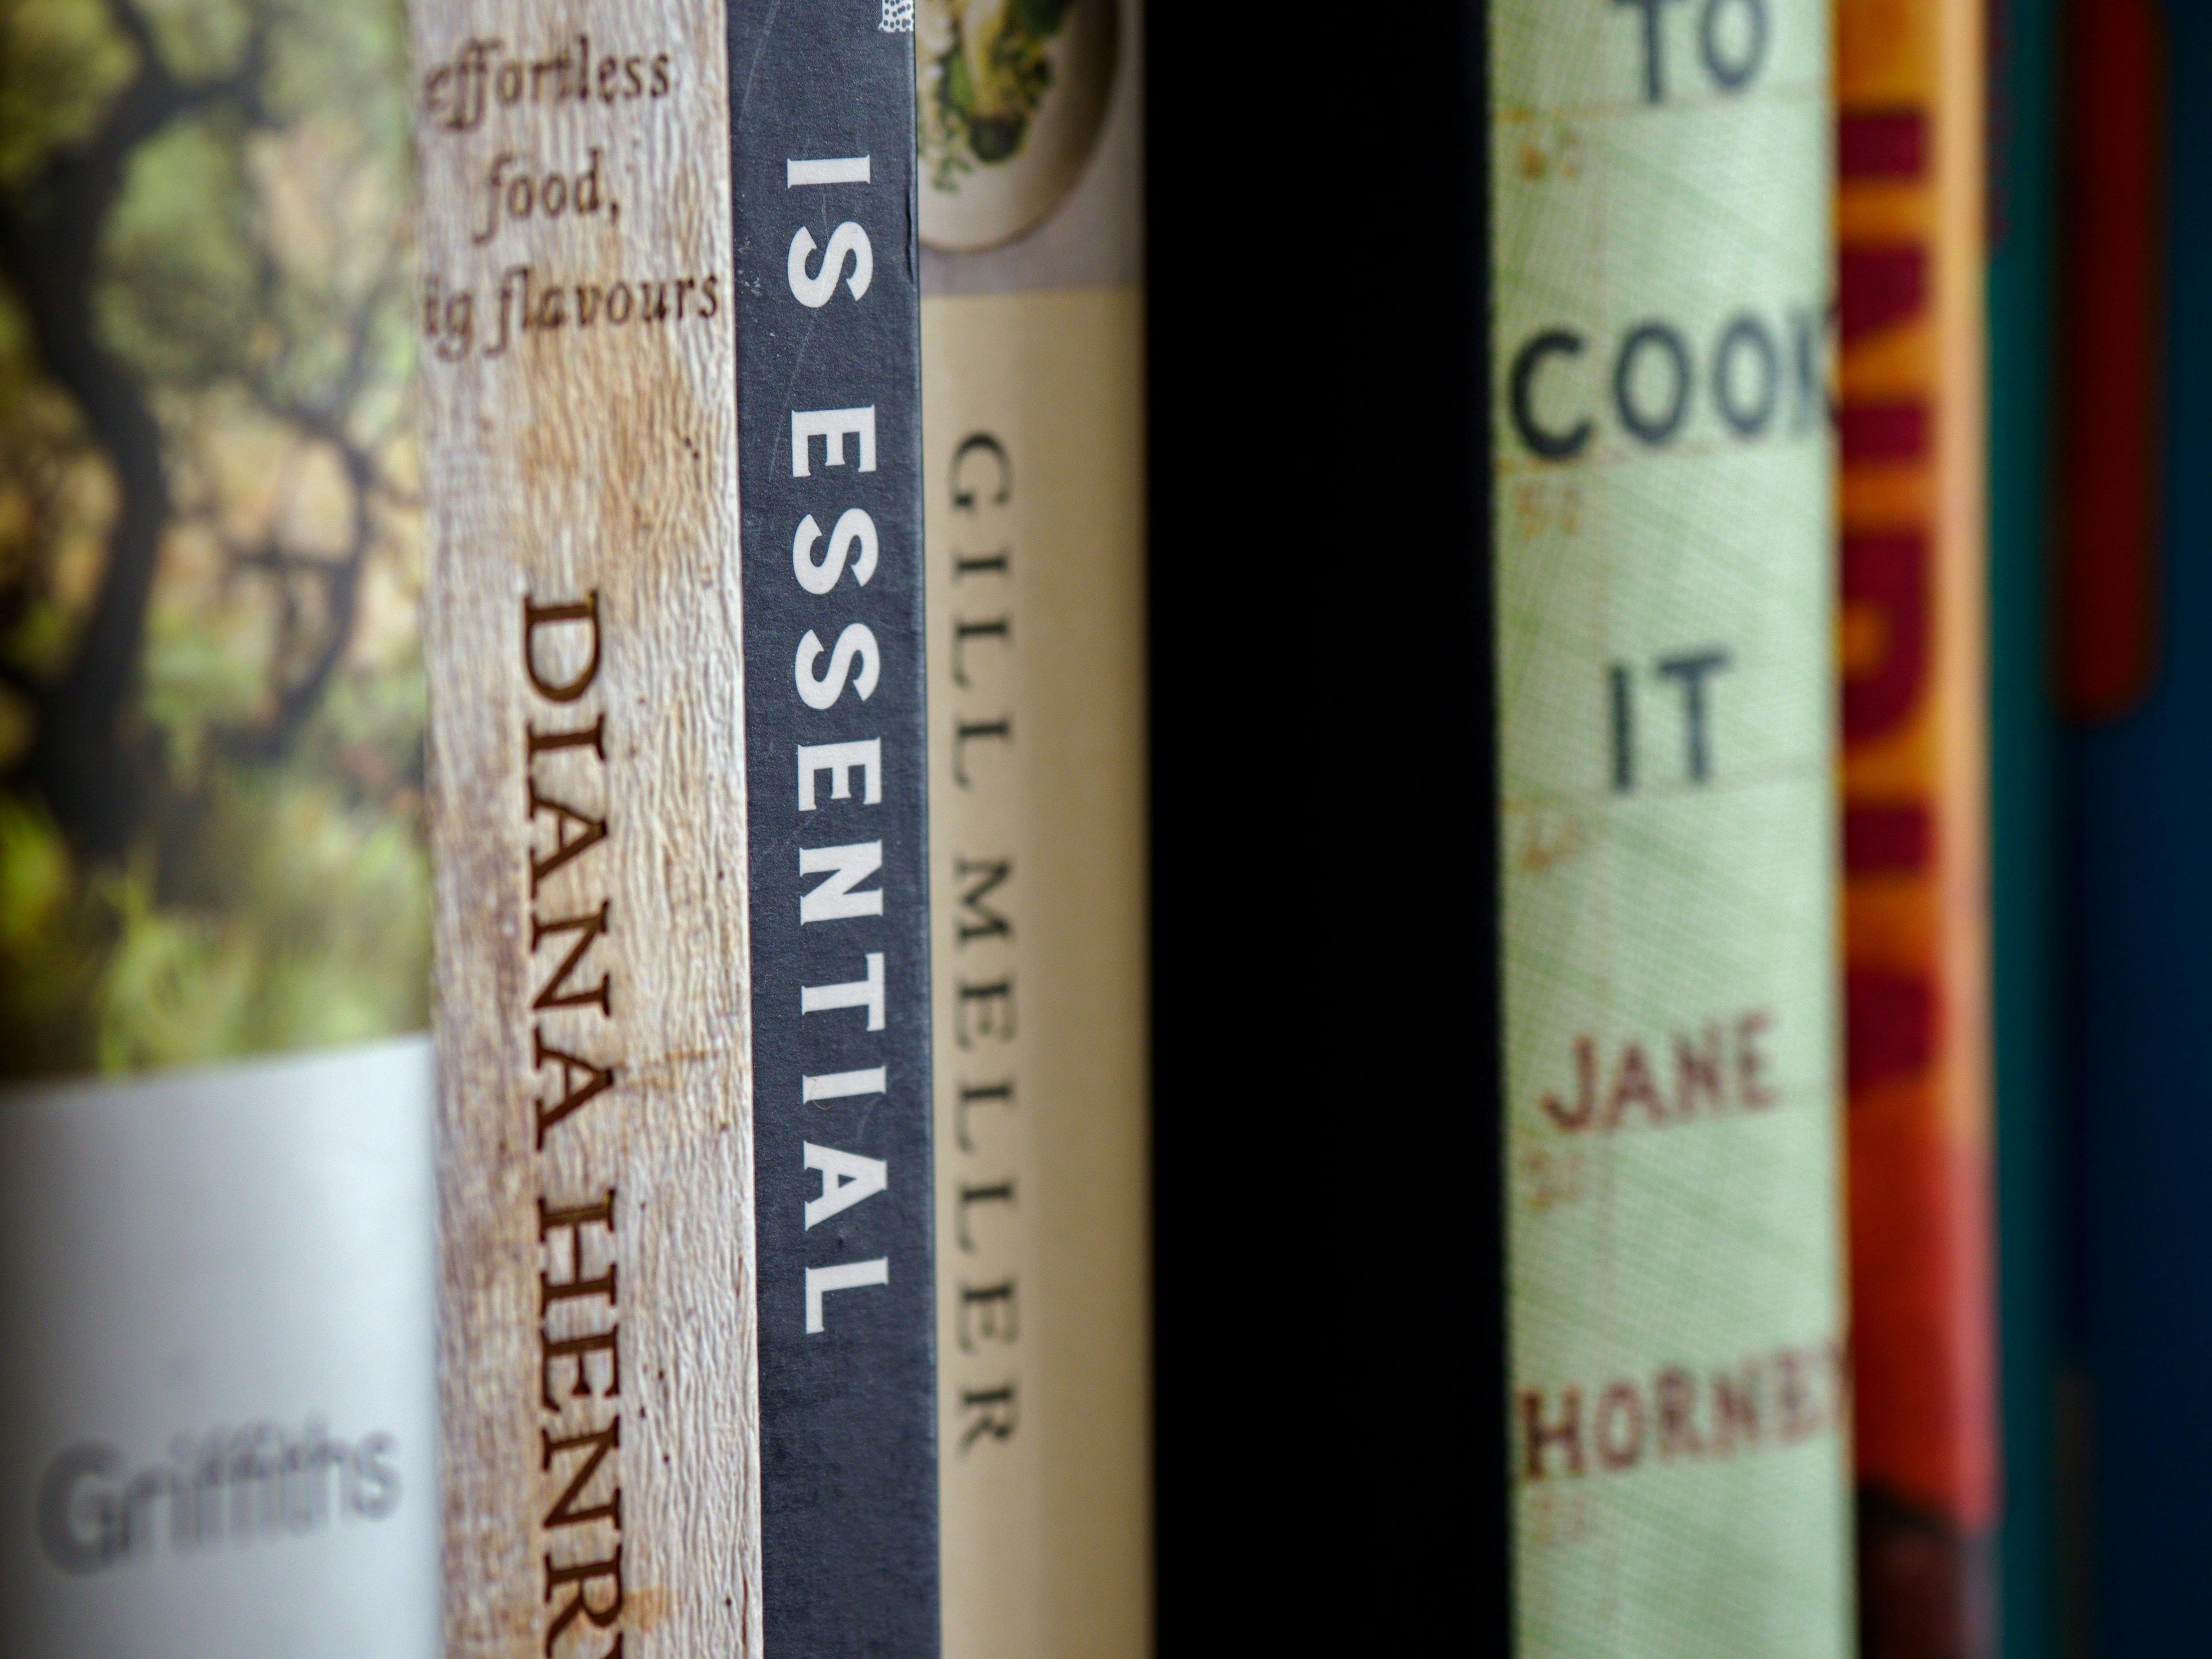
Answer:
[1836, 0, 1998, 1651]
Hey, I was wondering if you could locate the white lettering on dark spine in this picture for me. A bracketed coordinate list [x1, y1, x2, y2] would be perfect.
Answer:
[786, 156, 896, 1335]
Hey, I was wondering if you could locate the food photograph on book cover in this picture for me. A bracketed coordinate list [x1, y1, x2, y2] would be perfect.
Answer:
[916, 0, 1118, 251]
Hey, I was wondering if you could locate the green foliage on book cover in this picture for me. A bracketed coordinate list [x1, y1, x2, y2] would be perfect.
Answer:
[0, 0, 426, 1080]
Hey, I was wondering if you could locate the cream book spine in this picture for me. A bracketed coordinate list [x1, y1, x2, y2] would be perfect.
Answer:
[915, 1, 1150, 1654]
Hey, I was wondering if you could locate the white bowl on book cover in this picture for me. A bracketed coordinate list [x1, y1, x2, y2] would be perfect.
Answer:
[918, 0, 1120, 252]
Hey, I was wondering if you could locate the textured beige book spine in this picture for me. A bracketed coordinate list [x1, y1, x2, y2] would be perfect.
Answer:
[413, 5, 759, 1653]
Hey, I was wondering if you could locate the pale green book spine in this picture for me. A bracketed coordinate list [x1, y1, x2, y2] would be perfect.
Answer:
[1491, 5, 1851, 1652]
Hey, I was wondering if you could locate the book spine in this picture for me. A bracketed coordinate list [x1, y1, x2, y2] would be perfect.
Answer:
[1984, 0, 2070, 1653]
[415, 3, 935, 1655]
[734, 7, 940, 1649]
[2056, 0, 2166, 721]
[1493, 3, 1850, 1653]
[1835, 1, 2000, 1652]
[2067, 6, 2203, 1653]
[0, 2, 436, 1650]
[914, 3, 1150, 1654]
[1145, 3, 1508, 1642]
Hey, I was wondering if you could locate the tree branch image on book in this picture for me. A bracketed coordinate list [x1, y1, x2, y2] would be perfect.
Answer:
[1836, 1, 1999, 1653]
[0, 2, 437, 1652]
[414, 3, 935, 1656]
[916, 2, 1149, 1656]
[1495, 4, 1851, 1653]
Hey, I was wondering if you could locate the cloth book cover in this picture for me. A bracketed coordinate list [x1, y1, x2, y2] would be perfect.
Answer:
[1495, 5, 1850, 1651]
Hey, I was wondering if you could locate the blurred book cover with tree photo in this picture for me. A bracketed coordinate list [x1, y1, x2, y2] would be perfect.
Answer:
[0, 0, 426, 1080]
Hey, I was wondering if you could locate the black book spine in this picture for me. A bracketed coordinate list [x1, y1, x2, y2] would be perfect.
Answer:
[729, 6, 940, 1652]
[1149, 1, 1504, 1647]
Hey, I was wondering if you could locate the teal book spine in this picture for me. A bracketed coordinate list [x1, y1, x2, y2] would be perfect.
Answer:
[1985, 0, 2067, 1654]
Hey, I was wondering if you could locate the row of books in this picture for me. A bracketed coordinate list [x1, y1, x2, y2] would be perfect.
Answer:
[0, 0, 2196, 1653]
